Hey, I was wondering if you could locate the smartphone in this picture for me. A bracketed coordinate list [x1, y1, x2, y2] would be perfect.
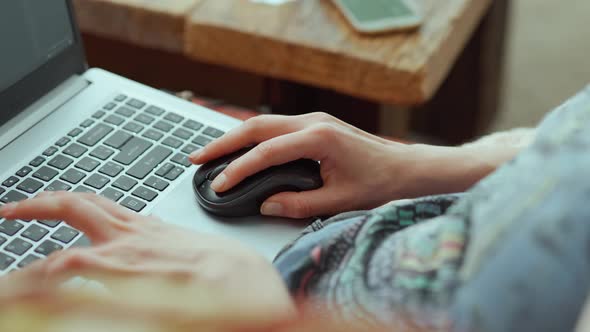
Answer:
[332, 0, 423, 34]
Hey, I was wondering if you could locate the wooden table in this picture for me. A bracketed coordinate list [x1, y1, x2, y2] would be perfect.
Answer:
[73, 0, 509, 143]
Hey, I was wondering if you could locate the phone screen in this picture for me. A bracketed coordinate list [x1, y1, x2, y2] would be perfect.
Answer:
[339, 0, 414, 23]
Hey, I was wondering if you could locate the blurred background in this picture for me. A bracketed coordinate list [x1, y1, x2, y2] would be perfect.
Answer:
[492, 0, 590, 132]
[76, 0, 589, 143]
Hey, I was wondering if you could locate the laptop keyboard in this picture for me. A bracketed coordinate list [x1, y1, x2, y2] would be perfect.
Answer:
[0, 94, 225, 274]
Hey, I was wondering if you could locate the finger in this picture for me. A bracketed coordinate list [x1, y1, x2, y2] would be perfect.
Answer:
[189, 114, 300, 165]
[9, 248, 99, 285]
[260, 188, 351, 219]
[0, 193, 120, 243]
[80, 193, 138, 221]
[37, 248, 193, 282]
[210, 130, 324, 192]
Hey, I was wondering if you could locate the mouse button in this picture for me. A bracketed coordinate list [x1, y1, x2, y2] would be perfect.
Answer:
[198, 181, 235, 202]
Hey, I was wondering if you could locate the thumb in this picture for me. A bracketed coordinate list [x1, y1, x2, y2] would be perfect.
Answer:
[260, 188, 345, 219]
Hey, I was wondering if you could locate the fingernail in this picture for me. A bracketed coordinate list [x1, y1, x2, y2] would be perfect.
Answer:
[261, 202, 284, 216]
[0, 203, 18, 216]
[210, 173, 227, 191]
[189, 150, 202, 163]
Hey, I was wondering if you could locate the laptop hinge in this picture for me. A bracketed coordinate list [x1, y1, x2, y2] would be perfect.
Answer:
[0, 75, 89, 150]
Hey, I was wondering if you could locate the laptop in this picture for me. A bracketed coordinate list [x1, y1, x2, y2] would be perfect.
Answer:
[0, 0, 303, 276]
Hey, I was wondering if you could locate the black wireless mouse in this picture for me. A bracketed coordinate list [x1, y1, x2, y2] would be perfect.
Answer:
[193, 147, 323, 217]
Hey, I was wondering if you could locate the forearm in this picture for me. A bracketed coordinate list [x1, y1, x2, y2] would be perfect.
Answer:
[397, 128, 536, 197]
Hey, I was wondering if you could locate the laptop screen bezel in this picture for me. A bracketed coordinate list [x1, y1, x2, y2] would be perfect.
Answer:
[0, 0, 87, 128]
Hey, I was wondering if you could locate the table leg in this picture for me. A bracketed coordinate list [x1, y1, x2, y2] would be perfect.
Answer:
[411, 0, 511, 144]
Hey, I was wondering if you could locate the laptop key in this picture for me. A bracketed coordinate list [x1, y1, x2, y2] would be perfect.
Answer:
[48, 155, 74, 170]
[0, 191, 28, 204]
[113, 175, 138, 192]
[203, 127, 225, 138]
[5, 238, 33, 256]
[16, 166, 33, 177]
[114, 94, 127, 102]
[181, 144, 200, 155]
[155, 163, 174, 177]
[16, 178, 44, 194]
[0, 253, 15, 271]
[22, 224, 49, 242]
[0, 236, 5, 246]
[192, 135, 212, 147]
[142, 129, 164, 141]
[51, 226, 80, 244]
[55, 137, 71, 147]
[126, 146, 172, 180]
[172, 128, 193, 140]
[43, 146, 59, 157]
[29, 156, 46, 167]
[75, 157, 101, 172]
[92, 110, 106, 119]
[126, 98, 146, 109]
[164, 167, 184, 181]
[35, 240, 63, 256]
[144, 176, 169, 191]
[60, 169, 86, 184]
[99, 162, 124, 178]
[164, 112, 184, 124]
[38, 220, 61, 228]
[134, 114, 155, 125]
[145, 105, 165, 116]
[104, 114, 125, 126]
[154, 120, 174, 133]
[80, 119, 95, 128]
[73, 186, 96, 194]
[123, 122, 144, 134]
[103, 102, 117, 110]
[120, 197, 146, 212]
[183, 120, 203, 131]
[84, 174, 110, 190]
[0, 220, 24, 236]
[171, 153, 191, 167]
[64, 143, 88, 158]
[113, 137, 153, 165]
[2, 176, 19, 188]
[104, 130, 133, 149]
[101, 187, 124, 202]
[32, 166, 59, 182]
[115, 106, 136, 117]
[162, 137, 183, 149]
[132, 186, 158, 202]
[45, 180, 71, 192]
[78, 123, 114, 147]
[0, 188, 4, 196]
[90, 146, 115, 160]
[68, 128, 83, 137]
[17, 254, 41, 268]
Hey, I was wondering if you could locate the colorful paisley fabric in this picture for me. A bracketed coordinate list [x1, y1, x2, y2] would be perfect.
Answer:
[274, 86, 590, 332]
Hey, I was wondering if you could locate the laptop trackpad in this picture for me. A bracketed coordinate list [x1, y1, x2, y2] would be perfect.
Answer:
[149, 175, 306, 261]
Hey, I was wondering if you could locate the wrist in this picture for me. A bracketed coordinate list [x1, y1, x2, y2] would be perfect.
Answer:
[394, 143, 518, 198]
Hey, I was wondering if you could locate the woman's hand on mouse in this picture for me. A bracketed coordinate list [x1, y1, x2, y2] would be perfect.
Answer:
[0, 192, 295, 320]
[190, 113, 416, 218]
[190, 113, 525, 219]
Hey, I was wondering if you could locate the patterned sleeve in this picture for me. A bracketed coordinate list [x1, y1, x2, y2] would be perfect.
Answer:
[274, 194, 465, 329]
[274, 86, 590, 332]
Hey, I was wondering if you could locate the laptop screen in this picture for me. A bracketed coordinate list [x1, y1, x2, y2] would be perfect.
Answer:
[0, 0, 85, 130]
[0, 1, 75, 92]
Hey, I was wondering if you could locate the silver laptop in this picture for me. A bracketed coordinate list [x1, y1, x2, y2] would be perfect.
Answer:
[0, 0, 303, 275]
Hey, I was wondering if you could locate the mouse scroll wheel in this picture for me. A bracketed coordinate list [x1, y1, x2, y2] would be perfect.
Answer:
[207, 165, 227, 181]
